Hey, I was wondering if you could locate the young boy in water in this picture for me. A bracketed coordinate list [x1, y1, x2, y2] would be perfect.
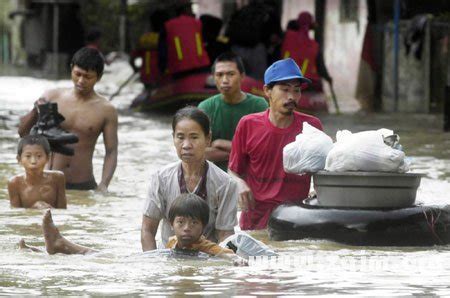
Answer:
[19, 194, 248, 265]
[8, 135, 67, 209]
[166, 194, 247, 265]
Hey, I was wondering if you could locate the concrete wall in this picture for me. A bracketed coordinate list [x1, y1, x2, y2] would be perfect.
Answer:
[196, 0, 223, 18]
[323, 0, 367, 112]
[281, 0, 315, 29]
[0, 0, 26, 65]
[382, 21, 430, 113]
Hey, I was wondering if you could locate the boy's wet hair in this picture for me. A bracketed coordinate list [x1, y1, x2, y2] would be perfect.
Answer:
[71, 47, 104, 78]
[172, 106, 210, 137]
[212, 51, 245, 74]
[17, 135, 51, 157]
[168, 193, 210, 226]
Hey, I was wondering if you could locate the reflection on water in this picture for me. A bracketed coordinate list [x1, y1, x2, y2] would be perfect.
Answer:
[1, 67, 450, 295]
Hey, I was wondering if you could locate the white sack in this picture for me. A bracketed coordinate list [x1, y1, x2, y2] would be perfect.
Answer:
[325, 129, 409, 173]
[283, 122, 334, 174]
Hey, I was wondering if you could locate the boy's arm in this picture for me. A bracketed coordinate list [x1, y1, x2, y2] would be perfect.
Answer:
[219, 252, 248, 266]
[55, 172, 67, 209]
[141, 215, 160, 251]
[7, 178, 22, 208]
[98, 106, 118, 192]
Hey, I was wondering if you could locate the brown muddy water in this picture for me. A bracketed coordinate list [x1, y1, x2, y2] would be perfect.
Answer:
[1, 64, 450, 295]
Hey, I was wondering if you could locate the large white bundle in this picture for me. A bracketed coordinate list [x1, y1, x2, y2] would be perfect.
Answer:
[283, 122, 334, 174]
[325, 129, 409, 173]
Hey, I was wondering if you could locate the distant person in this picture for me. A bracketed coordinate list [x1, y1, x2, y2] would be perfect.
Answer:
[130, 9, 169, 87]
[228, 58, 323, 230]
[85, 27, 102, 52]
[8, 135, 67, 209]
[141, 107, 237, 251]
[280, 12, 332, 91]
[225, 2, 282, 80]
[18, 47, 118, 191]
[199, 14, 229, 63]
[85, 27, 118, 65]
[18, 195, 247, 265]
[158, 3, 210, 76]
[130, 31, 161, 87]
[198, 52, 268, 171]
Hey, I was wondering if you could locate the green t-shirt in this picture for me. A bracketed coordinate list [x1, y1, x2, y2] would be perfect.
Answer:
[198, 93, 268, 170]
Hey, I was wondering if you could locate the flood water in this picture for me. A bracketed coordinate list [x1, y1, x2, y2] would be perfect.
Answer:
[1, 62, 450, 295]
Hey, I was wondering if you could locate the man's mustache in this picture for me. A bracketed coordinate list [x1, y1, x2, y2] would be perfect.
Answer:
[283, 100, 298, 108]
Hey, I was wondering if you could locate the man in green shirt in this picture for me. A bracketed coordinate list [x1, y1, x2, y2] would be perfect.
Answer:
[198, 52, 268, 171]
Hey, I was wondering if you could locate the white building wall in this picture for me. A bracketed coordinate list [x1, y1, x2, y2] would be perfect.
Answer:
[281, 0, 315, 30]
[196, 0, 223, 18]
[324, 0, 367, 112]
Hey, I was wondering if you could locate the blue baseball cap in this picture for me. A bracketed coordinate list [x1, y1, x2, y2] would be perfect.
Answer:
[264, 58, 312, 85]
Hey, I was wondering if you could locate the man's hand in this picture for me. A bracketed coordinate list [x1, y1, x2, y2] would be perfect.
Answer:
[237, 181, 255, 211]
[228, 169, 255, 212]
[96, 183, 108, 193]
[205, 139, 231, 162]
[211, 139, 231, 152]
[34, 97, 48, 110]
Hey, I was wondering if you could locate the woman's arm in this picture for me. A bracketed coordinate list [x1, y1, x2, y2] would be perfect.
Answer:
[141, 215, 160, 251]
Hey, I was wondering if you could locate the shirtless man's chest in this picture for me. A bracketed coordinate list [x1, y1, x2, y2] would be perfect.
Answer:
[54, 94, 105, 139]
[47, 90, 108, 182]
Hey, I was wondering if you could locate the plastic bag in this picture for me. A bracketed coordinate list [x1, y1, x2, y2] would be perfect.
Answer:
[325, 128, 410, 173]
[283, 122, 334, 174]
[219, 232, 277, 259]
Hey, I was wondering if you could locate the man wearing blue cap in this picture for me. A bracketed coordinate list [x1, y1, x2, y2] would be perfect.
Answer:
[228, 58, 323, 230]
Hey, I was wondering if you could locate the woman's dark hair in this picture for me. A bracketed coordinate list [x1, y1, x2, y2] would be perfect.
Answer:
[212, 51, 245, 74]
[168, 193, 210, 226]
[70, 47, 104, 78]
[172, 106, 210, 136]
[17, 135, 51, 157]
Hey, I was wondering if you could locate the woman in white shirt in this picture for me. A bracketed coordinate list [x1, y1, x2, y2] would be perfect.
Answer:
[141, 106, 238, 251]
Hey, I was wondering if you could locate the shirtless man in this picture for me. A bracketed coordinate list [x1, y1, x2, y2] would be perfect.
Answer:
[18, 47, 118, 191]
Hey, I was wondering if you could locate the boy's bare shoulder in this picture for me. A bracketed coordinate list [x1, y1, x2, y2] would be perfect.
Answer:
[8, 174, 24, 186]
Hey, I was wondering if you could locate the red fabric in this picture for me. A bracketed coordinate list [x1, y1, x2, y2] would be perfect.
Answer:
[229, 110, 323, 230]
[165, 15, 210, 74]
[297, 11, 315, 30]
[361, 24, 378, 72]
[281, 29, 321, 84]
[131, 49, 160, 85]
